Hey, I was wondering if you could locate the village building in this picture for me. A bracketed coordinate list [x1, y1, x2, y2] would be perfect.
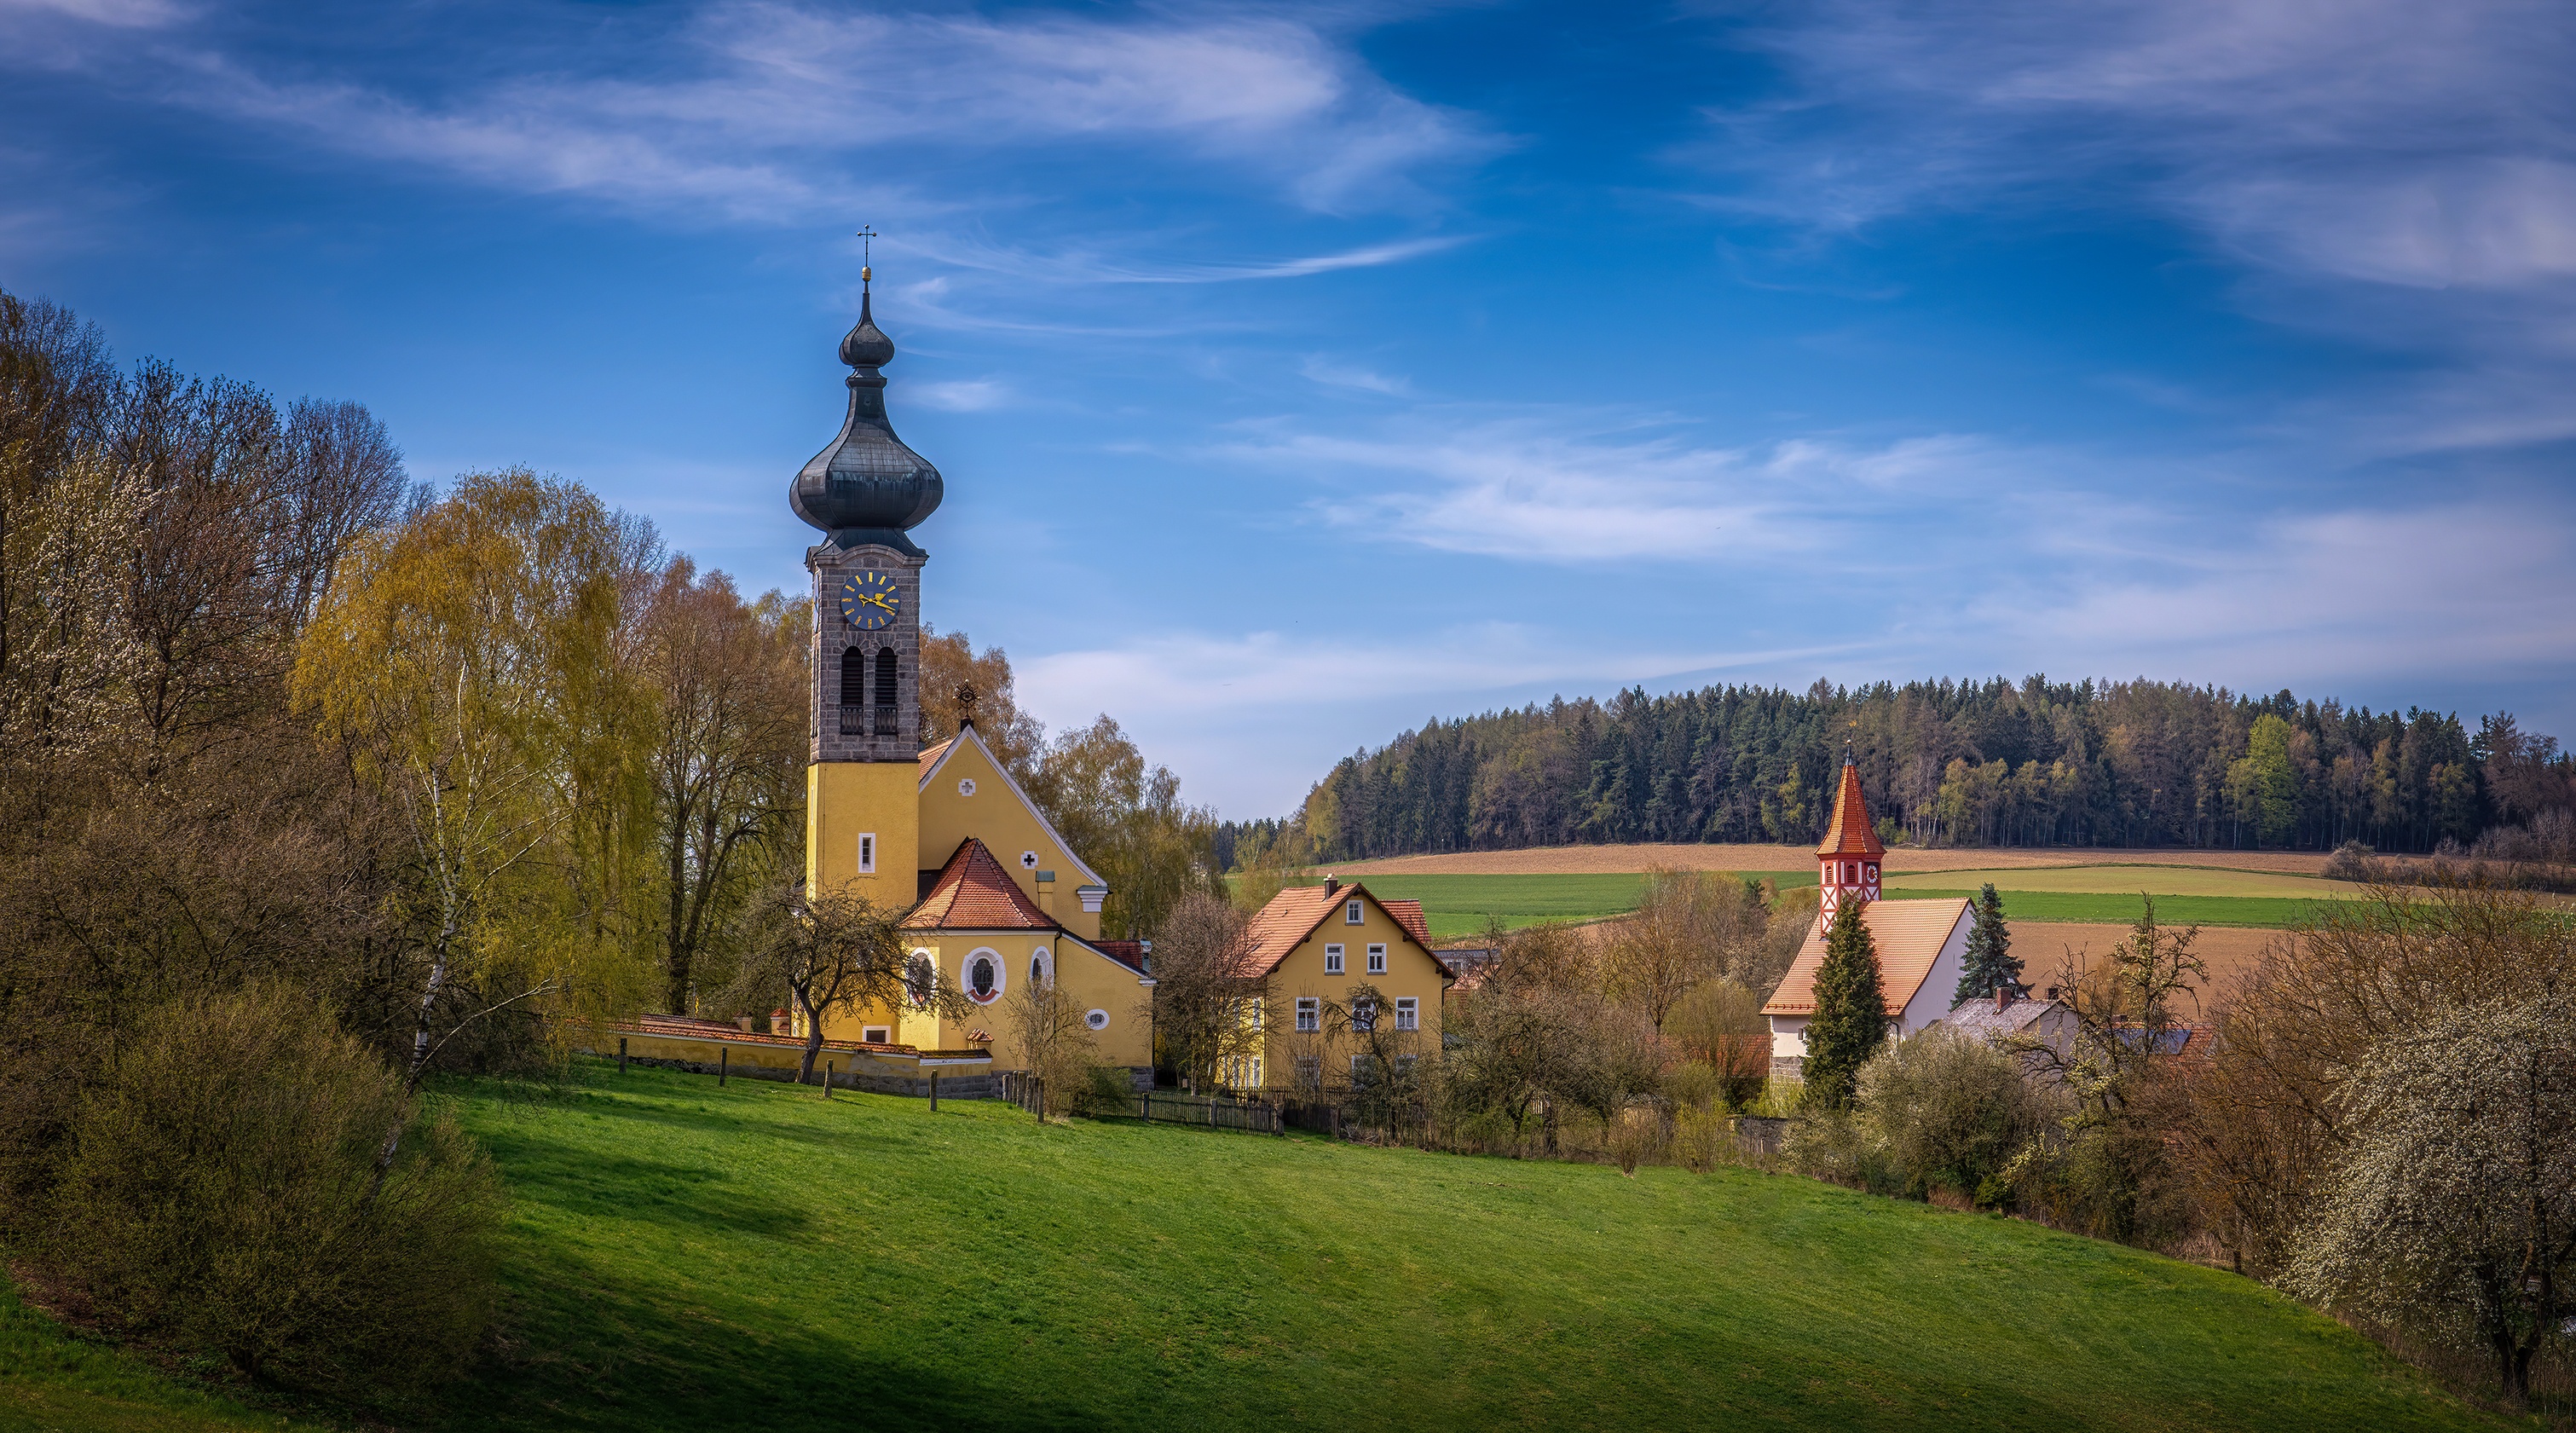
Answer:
[1761, 751, 1975, 1078]
[1234, 878, 1453, 1091]
[783, 270, 1156, 1076]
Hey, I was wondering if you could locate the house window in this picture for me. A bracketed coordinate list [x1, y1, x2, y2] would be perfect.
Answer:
[1295, 997, 1320, 1032]
[1352, 999, 1376, 1033]
[1351, 1053, 1375, 1078]
[862, 1026, 891, 1043]
[1245, 998, 1264, 1031]
[1346, 899, 1364, 925]
[1395, 997, 1418, 1031]
[1324, 944, 1344, 974]
[1296, 1055, 1322, 1089]
[1366, 944, 1387, 974]
[858, 832, 876, 875]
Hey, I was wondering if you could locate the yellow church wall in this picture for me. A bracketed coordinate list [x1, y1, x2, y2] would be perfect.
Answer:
[1257, 895, 1448, 1090]
[806, 760, 921, 910]
[915, 736, 1106, 943]
[814, 930, 1153, 1070]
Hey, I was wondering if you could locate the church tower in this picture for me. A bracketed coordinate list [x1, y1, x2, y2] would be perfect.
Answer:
[794, 266, 943, 906]
[1815, 746, 1884, 933]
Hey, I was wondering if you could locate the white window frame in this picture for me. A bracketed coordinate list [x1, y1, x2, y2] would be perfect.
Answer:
[1352, 999, 1376, 1034]
[1346, 899, 1364, 925]
[1395, 996, 1418, 1031]
[1295, 997, 1320, 1032]
[862, 1026, 891, 1044]
[1367, 943, 1388, 974]
[858, 832, 876, 875]
[1324, 943, 1344, 974]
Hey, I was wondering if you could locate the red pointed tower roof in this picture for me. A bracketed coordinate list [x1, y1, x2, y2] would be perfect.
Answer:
[1816, 749, 1886, 858]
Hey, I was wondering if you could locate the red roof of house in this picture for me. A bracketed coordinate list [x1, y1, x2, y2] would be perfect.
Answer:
[1761, 897, 1970, 1017]
[1816, 757, 1886, 858]
[1244, 884, 1449, 979]
[907, 837, 1056, 931]
[1093, 939, 1150, 974]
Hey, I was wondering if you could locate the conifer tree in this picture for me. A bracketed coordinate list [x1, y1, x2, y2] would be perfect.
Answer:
[1952, 883, 2021, 1008]
[1801, 901, 1887, 1109]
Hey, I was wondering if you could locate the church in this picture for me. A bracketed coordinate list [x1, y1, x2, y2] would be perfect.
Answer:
[786, 269, 1158, 1077]
[1761, 752, 1977, 1078]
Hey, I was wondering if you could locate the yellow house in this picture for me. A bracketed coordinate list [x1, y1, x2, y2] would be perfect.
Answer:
[1235, 879, 1453, 1092]
[781, 273, 1154, 1080]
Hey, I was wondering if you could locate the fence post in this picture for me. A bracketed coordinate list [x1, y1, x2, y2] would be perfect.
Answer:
[618, 1037, 627, 1076]
[823, 1060, 833, 1099]
[719, 1048, 728, 1086]
[931, 1071, 940, 1113]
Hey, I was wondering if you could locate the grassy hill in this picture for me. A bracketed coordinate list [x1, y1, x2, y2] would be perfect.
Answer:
[7, 1061, 2508, 1431]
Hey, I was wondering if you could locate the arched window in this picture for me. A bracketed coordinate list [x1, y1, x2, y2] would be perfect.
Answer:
[873, 647, 898, 736]
[838, 647, 866, 734]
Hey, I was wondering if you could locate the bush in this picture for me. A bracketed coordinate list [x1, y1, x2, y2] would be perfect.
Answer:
[2320, 840, 2380, 882]
[1661, 1060, 1724, 1113]
[1856, 1027, 2033, 1207]
[1672, 1107, 1734, 1174]
[43, 985, 502, 1397]
[1661, 979, 1770, 1110]
[1782, 1106, 1901, 1195]
[1073, 1064, 1139, 1118]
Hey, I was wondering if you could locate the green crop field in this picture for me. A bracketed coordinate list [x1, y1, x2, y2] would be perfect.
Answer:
[1885, 865, 2366, 900]
[1296, 872, 1648, 939]
[2, 1063, 2509, 1431]
[1891, 890, 2339, 928]
[1299, 869, 2327, 938]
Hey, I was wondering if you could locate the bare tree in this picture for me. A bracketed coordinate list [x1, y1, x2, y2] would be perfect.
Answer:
[725, 882, 967, 1083]
[2286, 992, 2576, 1406]
[1146, 891, 1269, 1091]
[1005, 970, 1099, 1121]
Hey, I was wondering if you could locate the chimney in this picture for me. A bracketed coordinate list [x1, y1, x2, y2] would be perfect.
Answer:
[1324, 875, 1340, 897]
[1995, 985, 2010, 1013]
[2045, 985, 2060, 1003]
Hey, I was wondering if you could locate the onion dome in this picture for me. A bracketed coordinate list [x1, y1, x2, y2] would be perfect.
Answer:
[791, 272, 943, 552]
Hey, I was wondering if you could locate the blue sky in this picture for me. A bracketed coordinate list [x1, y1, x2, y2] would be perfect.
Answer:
[6, 0, 2572, 817]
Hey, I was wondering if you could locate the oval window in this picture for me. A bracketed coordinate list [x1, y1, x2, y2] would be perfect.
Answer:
[965, 950, 1002, 1004]
[1085, 1008, 1110, 1031]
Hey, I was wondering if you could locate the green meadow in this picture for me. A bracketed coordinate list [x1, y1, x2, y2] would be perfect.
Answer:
[1314, 866, 2342, 939]
[1, 1061, 2511, 1432]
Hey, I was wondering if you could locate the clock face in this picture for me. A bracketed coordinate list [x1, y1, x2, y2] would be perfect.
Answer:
[838, 570, 901, 630]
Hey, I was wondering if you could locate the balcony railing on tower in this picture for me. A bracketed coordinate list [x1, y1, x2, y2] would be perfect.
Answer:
[839, 702, 864, 737]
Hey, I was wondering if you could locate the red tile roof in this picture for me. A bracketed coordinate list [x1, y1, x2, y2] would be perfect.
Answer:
[1761, 897, 1970, 1017]
[1244, 884, 1452, 979]
[917, 737, 953, 777]
[1093, 939, 1150, 974]
[1816, 758, 1886, 858]
[907, 837, 1057, 931]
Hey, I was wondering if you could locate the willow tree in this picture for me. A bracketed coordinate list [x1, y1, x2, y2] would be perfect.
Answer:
[294, 468, 656, 1176]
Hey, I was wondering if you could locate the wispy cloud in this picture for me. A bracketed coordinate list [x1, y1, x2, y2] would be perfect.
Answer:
[910, 378, 1011, 413]
[9, 1, 1493, 222]
[1298, 355, 1413, 396]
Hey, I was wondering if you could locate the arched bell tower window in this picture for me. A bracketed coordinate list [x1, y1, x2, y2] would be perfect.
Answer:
[838, 646, 866, 735]
[873, 647, 898, 736]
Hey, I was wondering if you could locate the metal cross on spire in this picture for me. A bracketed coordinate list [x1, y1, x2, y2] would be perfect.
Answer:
[856, 225, 878, 285]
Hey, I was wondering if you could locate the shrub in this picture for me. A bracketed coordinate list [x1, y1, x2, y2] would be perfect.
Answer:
[44, 985, 501, 1397]
[1661, 979, 1770, 1110]
[1856, 1026, 2033, 1206]
[1605, 1101, 1666, 1176]
[1073, 1064, 1139, 1118]
[1661, 1060, 1724, 1113]
[1672, 1107, 1734, 1174]
[2320, 840, 2380, 882]
[1782, 1106, 1901, 1195]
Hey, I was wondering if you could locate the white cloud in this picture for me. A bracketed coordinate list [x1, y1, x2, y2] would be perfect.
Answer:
[12, 2, 1490, 221]
[910, 378, 1009, 413]
[1216, 415, 2032, 563]
[1298, 355, 1412, 396]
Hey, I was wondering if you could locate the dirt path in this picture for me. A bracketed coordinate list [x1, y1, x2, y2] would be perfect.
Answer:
[1328, 843, 2331, 878]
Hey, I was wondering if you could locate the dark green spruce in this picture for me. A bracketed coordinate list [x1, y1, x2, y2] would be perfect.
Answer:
[1801, 903, 1889, 1110]
[1952, 883, 2021, 1008]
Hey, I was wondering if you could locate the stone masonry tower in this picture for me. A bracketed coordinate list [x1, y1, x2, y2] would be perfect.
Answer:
[1815, 745, 1884, 934]
[791, 266, 943, 906]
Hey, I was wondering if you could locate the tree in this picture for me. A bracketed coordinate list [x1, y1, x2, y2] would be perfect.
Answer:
[640, 558, 806, 1015]
[1603, 867, 1765, 1028]
[2003, 897, 2205, 1240]
[294, 468, 654, 1184]
[1661, 978, 1770, 1110]
[1028, 714, 1223, 939]
[2285, 993, 2576, 1406]
[1145, 891, 1267, 1091]
[725, 882, 967, 1083]
[918, 623, 1043, 778]
[1004, 965, 1098, 1122]
[1801, 903, 1887, 1110]
[1856, 1026, 2036, 1205]
[1951, 883, 2020, 1007]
